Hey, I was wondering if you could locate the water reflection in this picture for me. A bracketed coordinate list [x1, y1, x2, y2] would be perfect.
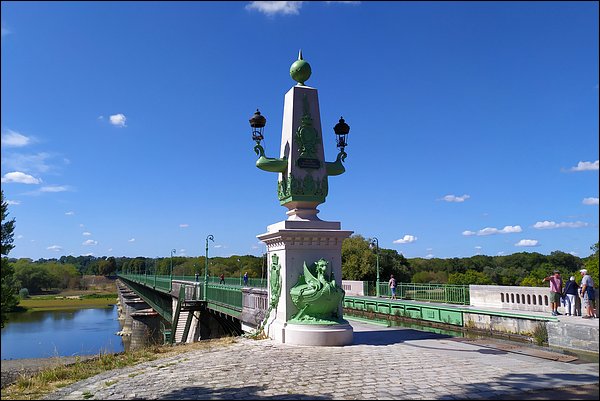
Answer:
[1, 306, 124, 360]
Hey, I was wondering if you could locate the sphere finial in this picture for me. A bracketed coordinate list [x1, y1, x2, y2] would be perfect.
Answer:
[290, 49, 311, 86]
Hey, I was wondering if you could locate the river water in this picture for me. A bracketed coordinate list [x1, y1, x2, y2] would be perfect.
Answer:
[1, 306, 125, 360]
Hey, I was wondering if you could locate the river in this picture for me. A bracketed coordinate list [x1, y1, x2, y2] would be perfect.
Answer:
[1, 306, 125, 360]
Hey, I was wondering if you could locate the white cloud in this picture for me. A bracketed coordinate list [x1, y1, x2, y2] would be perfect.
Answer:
[568, 160, 599, 172]
[65, 211, 75, 216]
[179, 223, 189, 228]
[533, 220, 589, 229]
[47, 245, 63, 252]
[128, 238, 136, 242]
[39, 185, 69, 193]
[82, 239, 98, 246]
[515, 239, 540, 247]
[6, 200, 20, 205]
[462, 230, 476, 236]
[109, 113, 127, 127]
[582, 197, 599, 205]
[17, 235, 24, 239]
[214, 244, 223, 248]
[1, 129, 32, 147]
[440, 194, 470, 202]
[476, 225, 522, 236]
[2, 152, 57, 174]
[83, 232, 92, 236]
[425, 254, 434, 259]
[246, 1, 304, 16]
[1, 171, 42, 184]
[393, 235, 417, 244]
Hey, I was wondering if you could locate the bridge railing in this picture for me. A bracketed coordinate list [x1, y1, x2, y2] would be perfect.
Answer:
[120, 273, 172, 292]
[206, 284, 243, 310]
[206, 276, 267, 288]
[371, 282, 470, 305]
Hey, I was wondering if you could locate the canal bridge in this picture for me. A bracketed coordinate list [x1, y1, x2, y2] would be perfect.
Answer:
[116, 272, 598, 355]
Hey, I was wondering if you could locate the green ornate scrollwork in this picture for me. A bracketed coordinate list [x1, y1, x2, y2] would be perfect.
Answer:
[254, 144, 287, 173]
[278, 173, 328, 204]
[325, 150, 347, 176]
[288, 259, 345, 324]
[296, 96, 319, 160]
[250, 253, 283, 339]
[269, 254, 282, 308]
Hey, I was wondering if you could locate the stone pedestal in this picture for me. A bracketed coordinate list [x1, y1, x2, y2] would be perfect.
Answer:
[258, 219, 353, 346]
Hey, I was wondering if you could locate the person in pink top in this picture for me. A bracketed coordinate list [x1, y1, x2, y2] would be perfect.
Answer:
[542, 270, 563, 316]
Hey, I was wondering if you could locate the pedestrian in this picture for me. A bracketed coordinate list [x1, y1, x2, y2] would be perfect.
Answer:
[243, 272, 249, 286]
[195, 272, 200, 282]
[562, 276, 579, 316]
[579, 269, 596, 319]
[389, 274, 397, 300]
[219, 273, 225, 285]
[542, 270, 563, 316]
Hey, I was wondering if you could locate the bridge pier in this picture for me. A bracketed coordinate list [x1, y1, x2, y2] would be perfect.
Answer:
[122, 298, 150, 335]
[130, 309, 163, 350]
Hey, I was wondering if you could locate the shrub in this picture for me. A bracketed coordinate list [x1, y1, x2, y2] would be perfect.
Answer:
[18, 288, 30, 299]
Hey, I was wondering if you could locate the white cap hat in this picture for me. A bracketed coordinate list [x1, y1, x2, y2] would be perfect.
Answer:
[580, 269, 588, 274]
[570, 276, 575, 281]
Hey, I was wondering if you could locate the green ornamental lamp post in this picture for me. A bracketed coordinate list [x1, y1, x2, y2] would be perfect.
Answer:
[370, 238, 380, 298]
[250, 50, 350, 220]
[252, 51, 355, 346]
[205, 235, 214, 300]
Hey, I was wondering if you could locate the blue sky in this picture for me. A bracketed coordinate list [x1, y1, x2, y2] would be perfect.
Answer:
[1, 1, 598, 261]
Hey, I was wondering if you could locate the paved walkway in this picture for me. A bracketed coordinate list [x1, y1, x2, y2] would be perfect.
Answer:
[43, 320, 598, 400]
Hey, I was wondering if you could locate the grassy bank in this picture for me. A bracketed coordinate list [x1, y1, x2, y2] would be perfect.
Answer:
[0, 337, 237, 400]
[16, 292, 118, 312]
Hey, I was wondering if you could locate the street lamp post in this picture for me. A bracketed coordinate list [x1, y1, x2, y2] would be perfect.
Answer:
[170, 249, 176, 292]
[370, 238, 380, 298]
[205, 235, 214, 300]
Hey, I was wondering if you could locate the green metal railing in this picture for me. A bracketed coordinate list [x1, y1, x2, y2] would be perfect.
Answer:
[122, 273, 172, 292]
[206, 284, 243, 310]
[118, 273, 267, 290]
[369, 282, 470, 305]
[206, 276, 268, 288]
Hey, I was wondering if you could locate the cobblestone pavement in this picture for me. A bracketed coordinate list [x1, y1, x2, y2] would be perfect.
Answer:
[44, 321, 599, 400]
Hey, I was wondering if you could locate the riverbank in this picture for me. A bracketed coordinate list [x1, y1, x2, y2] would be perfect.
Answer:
[1, 355, 99, 389]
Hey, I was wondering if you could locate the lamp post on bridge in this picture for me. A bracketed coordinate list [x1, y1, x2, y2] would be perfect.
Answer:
[205, 235, 214, 300]
[370, 237, 380, 298]
[170, 249, 176, 292]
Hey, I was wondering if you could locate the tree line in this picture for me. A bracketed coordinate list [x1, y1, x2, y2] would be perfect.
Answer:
[5, 235, 598, 295]
[1, 189, 598, 327]
[342, 235, 598, 289]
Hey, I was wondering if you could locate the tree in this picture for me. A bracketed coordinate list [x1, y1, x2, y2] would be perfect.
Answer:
[583, 242, 599, 288]
[341, 235, 376, 280]
[1, 190, 19, 328]
[448, 270, 493, 285]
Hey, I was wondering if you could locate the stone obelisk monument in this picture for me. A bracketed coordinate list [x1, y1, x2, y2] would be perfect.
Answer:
[252, 51, 353, 346]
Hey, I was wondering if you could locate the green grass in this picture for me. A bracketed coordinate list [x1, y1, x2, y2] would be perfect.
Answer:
[17, 293, 118, 311]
